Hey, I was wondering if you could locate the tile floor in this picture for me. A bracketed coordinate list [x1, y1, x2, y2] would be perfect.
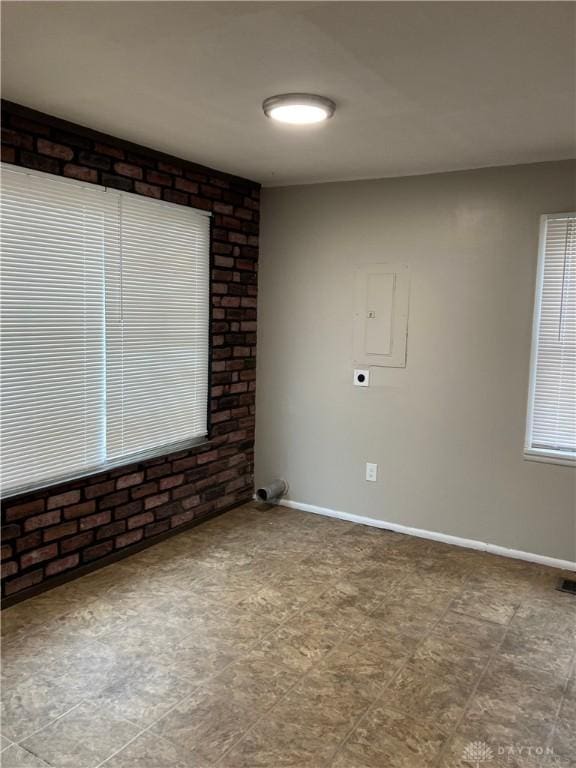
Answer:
[1, 502, 575, 768]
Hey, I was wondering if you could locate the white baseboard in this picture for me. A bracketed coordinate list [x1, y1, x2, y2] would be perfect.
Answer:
[277, 498, 576, 573]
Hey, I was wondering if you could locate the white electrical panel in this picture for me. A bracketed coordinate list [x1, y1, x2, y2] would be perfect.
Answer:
[353, 264, 410, 368]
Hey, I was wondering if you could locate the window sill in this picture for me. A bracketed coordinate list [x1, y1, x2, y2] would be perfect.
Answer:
[2, 434, 209, 500]
[523, 450, 576, 468]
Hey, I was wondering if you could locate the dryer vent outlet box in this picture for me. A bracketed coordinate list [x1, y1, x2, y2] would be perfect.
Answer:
[354, 369, 370, 386]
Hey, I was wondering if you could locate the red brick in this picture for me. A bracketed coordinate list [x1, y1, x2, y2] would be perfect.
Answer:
[79, 510, 111, 531]
[163, 189, 188, 205]
[21, 544, 57, 569]
[5, 569, 43, 596]
[5, 498, 45, 522]
[85, 480, 115, 499]
[127, 512, 154, 530]
[146, 170, 172, 187]
[2, 561, 18, 579]
[201, 184, 222, 199]
[197, 450, 219, 465]
[146, 463, 172, 480]
[181, 495, 201, 510]
[159, 474, 184, 490]
[37, 139, 74, 161]
[2, 128, 33, 149]
[144, 492, 169, 510]
[116, 529, 144, 549]
[114, 162, 142, 179]
[145, 520, 170, 538]
[47, 490, 81, 510]
[235, 207, 253, 221]
[1, 146, 15, 163]
[229, 232, 247, 245]
[172, 456, 197, 472]
[135, 181, 161, 199]
[99, 490, 130, 509]
[83, 541, 114, 562]
[158, 161, 182, 176]
[43, 521, 78, 542]
[78, 151, 111, 171]
[116, 472, 144, 490]
[96, 521, 126, 540]
[63, 500, 96, 520]
[63, 164, 98, 183]
[131, 482, 158, 499]
[1, 544, 13, 560]
[24, 510, 61, 532]
[171, 510, 195, 528]
[60, 532, 94, 554]
[94, 143, 124, 159]
[213, 202, 234, 215]
[20, 151, 59, 174]
[45, 554, 79, 577]
[174, 178, 198, 194]
[114, 501, 143, 520]
[214, 255, 234, 269]
[15, 531, 42, 553]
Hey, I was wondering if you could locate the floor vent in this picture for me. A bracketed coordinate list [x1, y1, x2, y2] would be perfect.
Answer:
[557, 579, 576, 595]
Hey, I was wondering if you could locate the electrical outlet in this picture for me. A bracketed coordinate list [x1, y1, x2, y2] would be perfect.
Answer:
[366, 462, 378, 482]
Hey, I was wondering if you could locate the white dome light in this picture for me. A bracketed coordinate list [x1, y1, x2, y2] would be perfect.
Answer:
[263, 94, 336, 125]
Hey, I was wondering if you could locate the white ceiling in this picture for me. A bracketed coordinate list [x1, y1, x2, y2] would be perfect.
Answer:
[2, 2, 575, 187]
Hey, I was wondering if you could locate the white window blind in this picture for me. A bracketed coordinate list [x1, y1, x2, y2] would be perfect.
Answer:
[1, 164, 210, 495]
[106, 194, 210, 459]
[525, 212, 576, 465]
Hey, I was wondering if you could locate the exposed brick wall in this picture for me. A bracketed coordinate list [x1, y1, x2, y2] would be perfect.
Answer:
[1, 101, 259, 603]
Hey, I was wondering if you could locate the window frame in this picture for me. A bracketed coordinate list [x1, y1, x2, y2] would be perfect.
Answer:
[1, 162, 212, 497]
[524, 211, 576, 467]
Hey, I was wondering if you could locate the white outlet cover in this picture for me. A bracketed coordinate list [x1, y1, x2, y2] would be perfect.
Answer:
[366, 462, 378, 481]
[354, 369, 370, 386]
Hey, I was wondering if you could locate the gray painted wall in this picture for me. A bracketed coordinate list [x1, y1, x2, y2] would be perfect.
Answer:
[255, 161, 576, 561]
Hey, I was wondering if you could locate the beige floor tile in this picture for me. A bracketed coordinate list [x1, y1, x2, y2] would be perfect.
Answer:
[150, 681, 266, 764]
[550, 717, 576, 761]
[1, 673, 83, 742]
[20, 701, 139, 768]
[450, 585, 521, 625]
[103, 731, 196, 768]
[425, 610, 507, 658]
[498, 625, 575, 677]
[91, 659, 199, 727]
[0, 744, 50, 768]
[335, 705, 448, 768]
[384, 650, 486, 731]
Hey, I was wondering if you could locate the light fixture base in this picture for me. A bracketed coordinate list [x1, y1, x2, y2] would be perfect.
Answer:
[263, 93, 336, 124]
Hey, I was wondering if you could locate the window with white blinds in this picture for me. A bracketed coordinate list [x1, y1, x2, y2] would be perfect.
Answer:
[525, 212, 576, 465]
[1, 164, 210, 494]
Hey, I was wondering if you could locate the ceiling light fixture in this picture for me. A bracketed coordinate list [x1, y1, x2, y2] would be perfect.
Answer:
[262, 93, 336, 125]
